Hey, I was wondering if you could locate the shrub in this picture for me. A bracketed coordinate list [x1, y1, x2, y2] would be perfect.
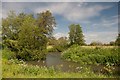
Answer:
[2, 48, 16, 60]
[62, 45, 119, 65]
[16, 49, 46, 61]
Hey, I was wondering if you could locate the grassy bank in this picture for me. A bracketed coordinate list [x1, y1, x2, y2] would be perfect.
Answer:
[1, 49, 113, 78]
[62, 45, 119, 65]
[2, 58, 114, 78]
[2, 47, 119, 78]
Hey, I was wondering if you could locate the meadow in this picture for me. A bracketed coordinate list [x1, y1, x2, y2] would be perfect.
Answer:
[2, 47, 120, 78]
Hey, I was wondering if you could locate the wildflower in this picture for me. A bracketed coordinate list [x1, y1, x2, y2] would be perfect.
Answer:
[60, 64, 63, 67]
[80, 67, 83, 69]
[112, 67, 115, 70]
[23, 64, 27, 67]
[111, 63, 114, 66]
[35, 65, 39, 68]
[76, 67, 79, 69]
[43, 61, 45, 63]
[68, 65, 71, 67]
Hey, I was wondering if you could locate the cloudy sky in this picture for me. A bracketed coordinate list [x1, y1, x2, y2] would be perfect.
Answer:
[2, 2, 118, 44]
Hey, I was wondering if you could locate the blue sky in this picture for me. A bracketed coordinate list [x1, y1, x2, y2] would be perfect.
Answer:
[2, 2, 118, 44]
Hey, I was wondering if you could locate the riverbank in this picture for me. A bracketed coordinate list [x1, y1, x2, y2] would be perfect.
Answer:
[2, 47, 120, 78]
[62, 45, 119, 65]
[2, 58, 115, 78]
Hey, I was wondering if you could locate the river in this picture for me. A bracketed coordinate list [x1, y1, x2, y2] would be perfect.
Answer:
[26, 52, 119, 74]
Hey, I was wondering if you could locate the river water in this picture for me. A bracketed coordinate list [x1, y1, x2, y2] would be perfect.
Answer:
[26, 52, 119, 74]
[26, 52, 83, 72]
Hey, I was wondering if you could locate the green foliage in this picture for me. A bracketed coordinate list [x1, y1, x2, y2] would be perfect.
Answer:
[36, 10, 56, 36]
[2, 11, 27, 40]
[2, 59, 114, 78]
[90, 41, 103, 46]
[69, 24, 85, 45]
[47, 37, 69, 52]
[2, 10, 56, 61]
[62, 45, 119, 65]
[115, 33, 120, 46]
[3, 39, 19, 51]
[109, 41, 115, 46]
[16, 15, 47, 60]
[2, 48, 16, 60]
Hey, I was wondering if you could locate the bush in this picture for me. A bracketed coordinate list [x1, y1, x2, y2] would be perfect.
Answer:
[3, 39, 19, 52]
[16, 49, 46, 61]
[62, 45, 119, 65]
[2, 48, 16, 60]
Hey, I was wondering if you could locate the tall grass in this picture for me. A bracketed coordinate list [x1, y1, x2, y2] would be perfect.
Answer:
[2, 59, 113, 78]
[62, 45, 119, 65]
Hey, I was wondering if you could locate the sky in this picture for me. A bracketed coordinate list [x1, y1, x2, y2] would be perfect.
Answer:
[2, 2, 119, 44]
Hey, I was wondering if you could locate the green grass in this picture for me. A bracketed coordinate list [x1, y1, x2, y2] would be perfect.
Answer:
[2, 59, 113, 78]
[2, 47, 120, 78]
[62, 45, 119, 65]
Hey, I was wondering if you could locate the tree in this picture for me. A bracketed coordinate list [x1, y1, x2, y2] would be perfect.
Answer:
[109, 41, 115, 46]
[90, 41, 103, 46]
[54, 37, 68, 52]
[68, 24, 85, 45]
[115, 33, 120, 46]
[17, 15, 47, 60]
[2, 10, 56, 60]
[48, 37, 57, 45]
[36, 10, 56, 37]
[57, 37, 68, 46]
[2, 11, 27, 40]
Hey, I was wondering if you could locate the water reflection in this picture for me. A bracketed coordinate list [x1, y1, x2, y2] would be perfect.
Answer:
[26, 52, 119, 74]
[26, 52, 82, 72]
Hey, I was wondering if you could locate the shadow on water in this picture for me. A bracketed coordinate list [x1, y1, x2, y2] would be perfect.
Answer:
[26, 52, 120, 75]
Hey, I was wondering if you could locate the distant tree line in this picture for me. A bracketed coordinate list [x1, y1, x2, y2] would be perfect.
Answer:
[88, 33, 120, 46]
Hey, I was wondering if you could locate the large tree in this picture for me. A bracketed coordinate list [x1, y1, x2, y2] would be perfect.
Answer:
[68, 24, 85, 45]
[36, 10, 56, 37]
[2, 10, 56, 60]
[2, 11, 27, 40]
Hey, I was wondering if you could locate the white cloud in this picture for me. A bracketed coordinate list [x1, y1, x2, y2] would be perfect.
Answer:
[2, 9, 8, 18]
[84, 31, 118, 44]
[2, 2, 32, 18]
[83, 15, 118, 44]
[53, 27, 58, 30]
[91, 15, 118, 32]
[2, 2, 112, 22]
[53, 32, 68, 39]
[34, 3, 112, 22]
[2, 0, 86, 2]
[53, 31, 118, 44]
[2, 0, 119, 2]
[2, 2, 118, 44]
